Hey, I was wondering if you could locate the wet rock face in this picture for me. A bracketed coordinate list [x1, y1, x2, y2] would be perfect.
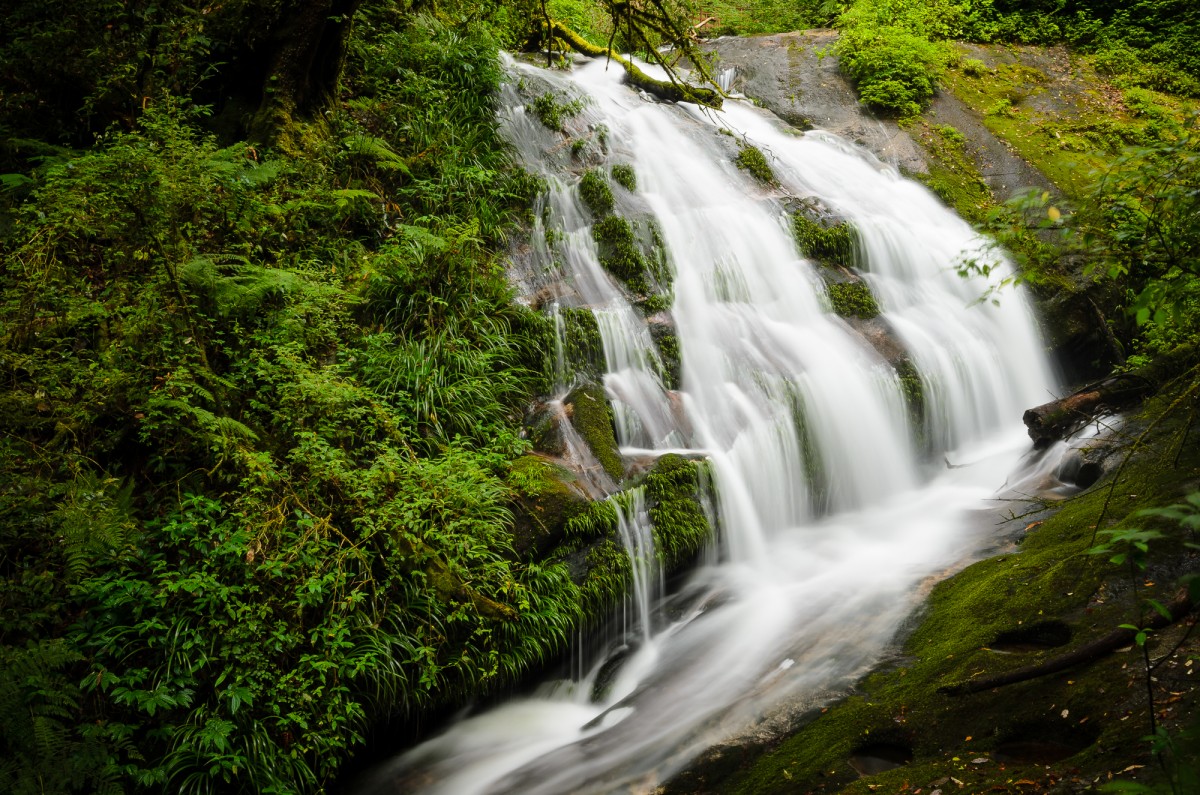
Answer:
[706, 31, 928, 174]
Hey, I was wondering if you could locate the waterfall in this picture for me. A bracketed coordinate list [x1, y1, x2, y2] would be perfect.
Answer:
[357, 54, 1060, 795]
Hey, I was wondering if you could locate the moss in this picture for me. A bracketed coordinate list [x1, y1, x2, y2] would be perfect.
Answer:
[507, 455, 589, 559]
[735, 144, 775, 184]
[893, 358, 926, 447]
[565, 382, 623, 481]
[792, 213, 857, 268]
[610, 163, 637, 192]
[651, 328, 682, 390]
[644, 454, 711, 569]
[909, 120, 994, 224]
[722, 386, 1200, 794]
[560, 306, 604, 379]
[577, 537, 634, 613]
[592, 215, 645, 287]
[827, 281, 880, 320]
[579, 168, 614, 216]
[528, 90, 584, 132]
[936, 46, 1194, 200]
[638, 293, 672, 314]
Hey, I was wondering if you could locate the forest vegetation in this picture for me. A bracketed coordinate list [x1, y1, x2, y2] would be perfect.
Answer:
[1, 0, 1197, 793]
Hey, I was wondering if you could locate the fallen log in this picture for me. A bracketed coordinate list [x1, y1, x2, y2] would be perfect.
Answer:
[939, 593, 1193, 696]
[538, 20, 723, 110]
[1023, 373, 1152, 446]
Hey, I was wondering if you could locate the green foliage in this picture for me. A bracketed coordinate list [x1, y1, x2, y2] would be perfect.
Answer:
[579, 168, 615, 216]
[1077, 122, 1200, 351]
[566, 383, 624, 481]
[735, 144, 776, 184]
[610, 163, 637, 192]
[644, 455, 711, 568]
[592, 215, 647, 288]
[827, 280, 881, 319]
[528, 91, 586, 132]
[0, 12, 592, 794]
[792, 213, 858, 267]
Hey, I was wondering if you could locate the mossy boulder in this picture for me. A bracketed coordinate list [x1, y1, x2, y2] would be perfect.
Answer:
[592, 215, 646, 289]
[565, 382, 624, 481]
[507, 455, 590, 559]
[827, 280, 880, 319]
[645, 454, 711, 570]
[579, 168, 614, 216]
[792, 211, 858, 269]
[649, 323, 682, 390]
[560, 306, 605, 382]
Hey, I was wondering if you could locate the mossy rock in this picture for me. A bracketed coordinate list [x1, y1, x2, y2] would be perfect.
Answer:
[528, 90, 584, 132]
[827, 281, 880, 320]
[579, 168, 614, 216]
[565, 382, 624, 481]
[592, 215, 645, 287]
[507, 455, 590, 559]
[645, 454, 711, 570]
[611, 163, 637, 192]
[649, 324, 682, 390]
[793, 212, 858, 268]
[735, 144, 775, 184]
[560, 306, 605, 381]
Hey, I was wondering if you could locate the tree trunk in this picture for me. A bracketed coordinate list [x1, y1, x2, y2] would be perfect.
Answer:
[248, 0, 364, 147]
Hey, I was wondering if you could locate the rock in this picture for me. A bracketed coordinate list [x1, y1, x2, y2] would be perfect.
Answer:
[705, 31, 928, 173]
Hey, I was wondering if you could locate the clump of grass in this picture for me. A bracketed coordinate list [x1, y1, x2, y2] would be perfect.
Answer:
[579, 168, 614, 215]
[735, 144, 775, 184]
[610, 163, 637, 192]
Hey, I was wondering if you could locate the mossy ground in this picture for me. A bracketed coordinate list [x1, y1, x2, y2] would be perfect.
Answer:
[908, 119, 994, 224]
[937, 45, 1197, 200]
[715, 387, 1200, 794]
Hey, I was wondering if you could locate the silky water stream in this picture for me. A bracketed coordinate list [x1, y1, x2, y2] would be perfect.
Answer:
[358, 55, 1067, 794]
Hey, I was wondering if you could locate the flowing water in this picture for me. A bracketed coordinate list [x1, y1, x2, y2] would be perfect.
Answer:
[358, 55, 1061, 794]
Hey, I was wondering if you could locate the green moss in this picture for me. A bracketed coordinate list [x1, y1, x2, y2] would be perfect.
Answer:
[827, 281, 880, 319]
[639, 293, 672, 314]
[528, 91, 584, 132]
[610, 163, 637, 192]
[579, 168, 614, 216]
[644, 454, 711, 569]
[651, 329, 682, 390]
[578, 537, 633, 613]
[792, 213, 857, 268]
[565, 383, 623, 481]
[735, 144, 775, 184]
[507, 455, 589, 559]
[592, 215, 645, 286]
[560, 306, 604, 379]
[893, 358, 926, 448]
[910, 120, 994, 223]
[724, 387, 1200, 795]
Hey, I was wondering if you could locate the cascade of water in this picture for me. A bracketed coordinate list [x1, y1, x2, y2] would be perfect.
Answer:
[358, 54, 1062, 795]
